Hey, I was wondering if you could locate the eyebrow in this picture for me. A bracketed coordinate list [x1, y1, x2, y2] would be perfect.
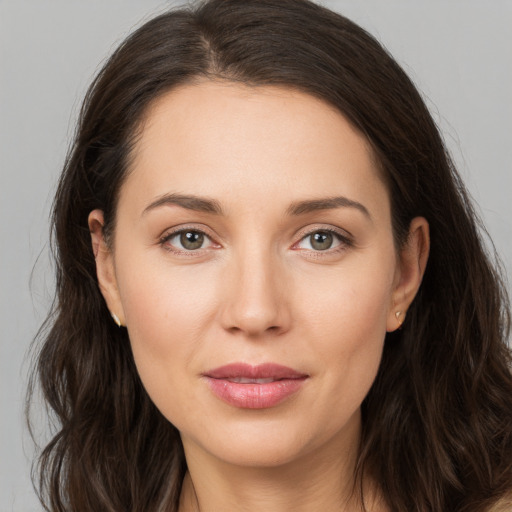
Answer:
[286, 196, 372, 219]
[142, 193, 223, 216]
[142, 192, 370, 220]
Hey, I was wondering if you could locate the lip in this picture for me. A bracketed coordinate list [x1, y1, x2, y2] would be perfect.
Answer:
[203, 363, 308, 409]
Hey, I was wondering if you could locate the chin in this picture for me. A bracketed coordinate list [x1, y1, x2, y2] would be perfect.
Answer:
[180, 405, 362, 470]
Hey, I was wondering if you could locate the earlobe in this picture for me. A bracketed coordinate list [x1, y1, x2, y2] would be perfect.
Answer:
[88, 209, 126, 326]
[387, 217, 430, 332]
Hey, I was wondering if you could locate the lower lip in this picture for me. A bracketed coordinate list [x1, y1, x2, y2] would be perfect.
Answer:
[205, 377, 307, 409]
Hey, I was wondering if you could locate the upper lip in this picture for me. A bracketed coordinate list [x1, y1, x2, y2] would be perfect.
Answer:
[204, 363, 308, 380]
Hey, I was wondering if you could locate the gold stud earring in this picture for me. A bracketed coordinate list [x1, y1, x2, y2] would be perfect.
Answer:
[111, 312, 122, 327]
[395, 310, 404, 328]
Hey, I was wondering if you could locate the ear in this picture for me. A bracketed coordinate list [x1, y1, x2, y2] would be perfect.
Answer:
[387, 217, 430, 332]
[88, 209, 126, 327]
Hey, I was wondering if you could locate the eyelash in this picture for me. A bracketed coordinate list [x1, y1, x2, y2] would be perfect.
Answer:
[158, 226, 353, 256]
[293, 227, 353, 255]
[159, 226, 218, 256]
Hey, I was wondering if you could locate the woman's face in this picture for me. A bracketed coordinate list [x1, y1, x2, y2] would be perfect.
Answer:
[91, 82, 427, 469]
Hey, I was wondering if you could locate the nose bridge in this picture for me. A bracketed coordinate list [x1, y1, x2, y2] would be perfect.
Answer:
[221, 237, 290, 336]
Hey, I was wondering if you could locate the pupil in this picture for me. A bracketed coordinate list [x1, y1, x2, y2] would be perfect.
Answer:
[311, 232, 333, 250]
[180, 231, 204, 250]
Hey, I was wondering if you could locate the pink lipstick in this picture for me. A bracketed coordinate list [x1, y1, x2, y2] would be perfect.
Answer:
[203, 363, 308, 409]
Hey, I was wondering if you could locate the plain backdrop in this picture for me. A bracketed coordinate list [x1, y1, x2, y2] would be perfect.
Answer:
[1, 1, 511, 510]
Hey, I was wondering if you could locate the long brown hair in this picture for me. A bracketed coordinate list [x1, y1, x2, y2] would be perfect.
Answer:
[28, 0, 512, 510]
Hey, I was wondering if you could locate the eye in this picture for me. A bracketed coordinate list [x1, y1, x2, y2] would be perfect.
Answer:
[295, 229, 348, 252]
[161, 229, 214, 251]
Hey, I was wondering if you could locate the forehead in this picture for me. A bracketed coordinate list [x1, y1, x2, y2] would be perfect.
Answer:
[122, 81, 389, 219]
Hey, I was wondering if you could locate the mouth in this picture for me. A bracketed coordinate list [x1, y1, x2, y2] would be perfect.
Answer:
[203, 363, 309, 409]
[224, 377, 277, 384]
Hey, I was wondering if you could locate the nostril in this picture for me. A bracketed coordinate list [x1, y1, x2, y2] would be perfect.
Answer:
[225, 324, 283, 337]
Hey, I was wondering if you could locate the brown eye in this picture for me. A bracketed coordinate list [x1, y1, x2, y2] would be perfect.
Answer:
[309, 231, 334, 251]
[179, 231, 205, 250]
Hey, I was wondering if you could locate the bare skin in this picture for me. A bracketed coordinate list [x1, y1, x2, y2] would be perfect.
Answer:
[89, 81, 429, 512]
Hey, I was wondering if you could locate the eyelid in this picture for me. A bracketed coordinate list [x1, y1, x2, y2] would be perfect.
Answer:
[159, 224, 221, 253]
[295, 224, 353, 242]
[291, 225, 354, 252]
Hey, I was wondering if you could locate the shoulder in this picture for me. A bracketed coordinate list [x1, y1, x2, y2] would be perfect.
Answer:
[487, 494, 512, 512]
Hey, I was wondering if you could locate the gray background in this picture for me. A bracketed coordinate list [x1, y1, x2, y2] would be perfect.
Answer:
[1, 1, 511, 510]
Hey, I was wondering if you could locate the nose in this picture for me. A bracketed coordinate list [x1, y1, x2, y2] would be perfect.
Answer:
[219, 245, 291, 338]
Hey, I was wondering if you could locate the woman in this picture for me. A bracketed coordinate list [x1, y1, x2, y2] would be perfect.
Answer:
[28, 0, 512, 510]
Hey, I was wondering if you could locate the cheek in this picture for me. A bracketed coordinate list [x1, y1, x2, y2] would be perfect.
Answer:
[300, 252, 394, 342]
[119, 256, 219, 339]
[115, 258, 221, 408]
[297, 253, 395, 398]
